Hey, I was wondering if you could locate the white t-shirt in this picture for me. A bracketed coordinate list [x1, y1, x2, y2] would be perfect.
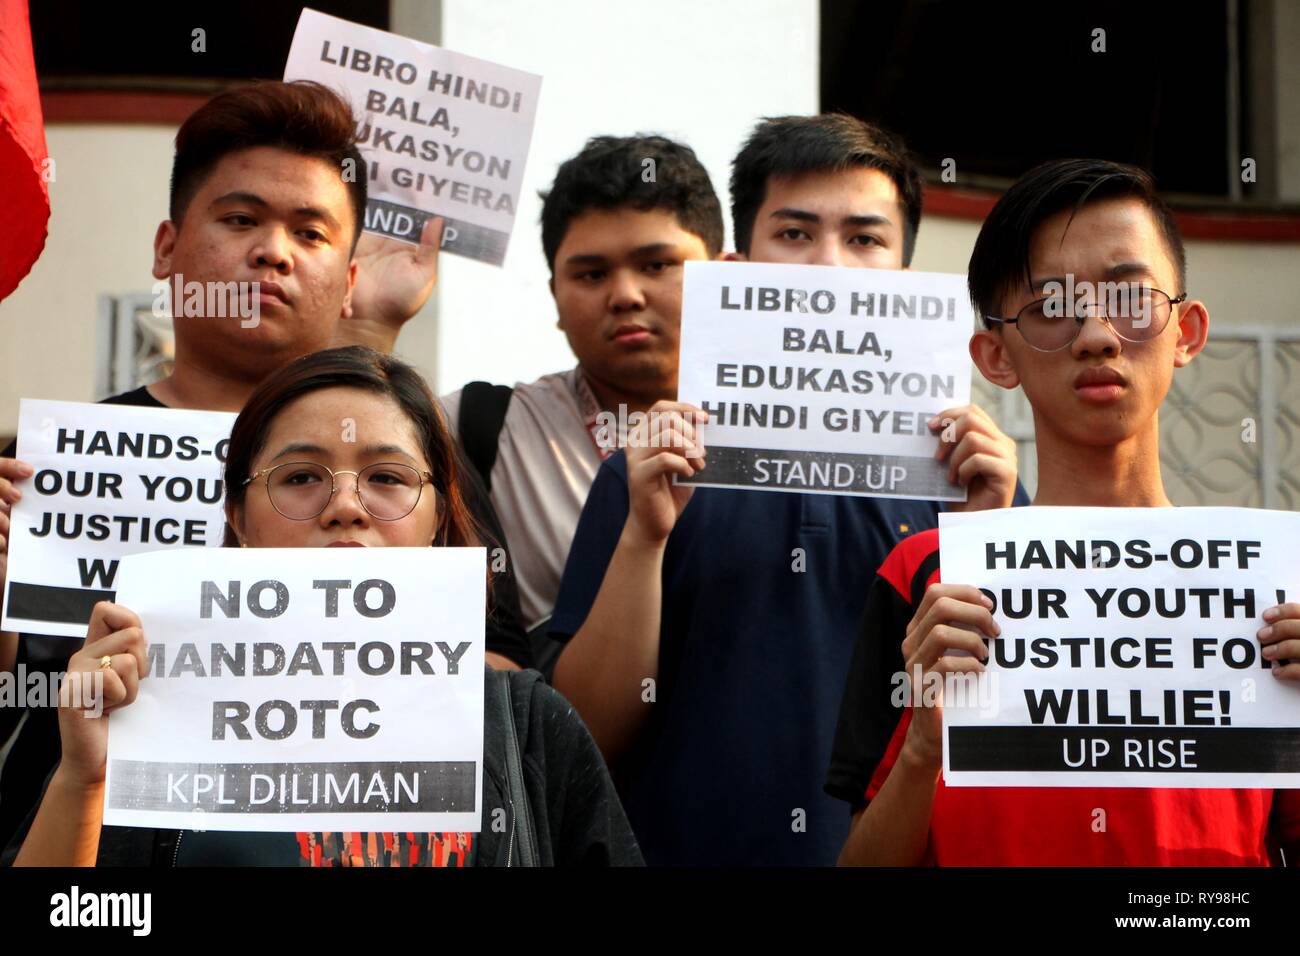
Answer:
[442, 367, 619, 632]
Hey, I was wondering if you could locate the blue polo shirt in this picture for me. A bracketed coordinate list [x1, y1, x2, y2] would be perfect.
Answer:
[550, 451, 1028, 865]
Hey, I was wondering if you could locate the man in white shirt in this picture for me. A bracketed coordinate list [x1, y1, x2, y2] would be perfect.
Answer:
[442, 134, 724, 650]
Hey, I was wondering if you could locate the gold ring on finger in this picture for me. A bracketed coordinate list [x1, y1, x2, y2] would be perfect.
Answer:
[99, 655, 113, 669]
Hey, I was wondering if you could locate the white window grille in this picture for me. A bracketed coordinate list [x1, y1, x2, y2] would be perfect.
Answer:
[971, 329, 1300, 508]
[95, 293, 174, 399]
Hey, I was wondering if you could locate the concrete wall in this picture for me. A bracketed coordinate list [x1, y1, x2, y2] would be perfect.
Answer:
[1, 0, 1295, 440]
[0, 125, 175, 427]
[431, 0, 820, 392]
[912, 217, 1300, 330]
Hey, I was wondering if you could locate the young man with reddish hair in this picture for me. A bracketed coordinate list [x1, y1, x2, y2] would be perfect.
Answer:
[0, 79, 529, 848]
[828, 157, 1300, 865]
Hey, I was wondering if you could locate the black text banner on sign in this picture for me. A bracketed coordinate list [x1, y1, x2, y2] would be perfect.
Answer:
[1, 399, 235, 638]
[676, 261, 972, 500]
[937, 507, 1300, 788]
[283, 7, 542, 267]
[104, 547, 486, 833]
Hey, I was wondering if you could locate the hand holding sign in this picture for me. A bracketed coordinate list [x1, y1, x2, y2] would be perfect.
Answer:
[929, 404, 1019, 513]
[624, 401, 708, 546]
[899, 583, 1001, 767]
[57, 602, 146, 790]
[0, 457, 34, 611]
[1259, 602, 1300, 680]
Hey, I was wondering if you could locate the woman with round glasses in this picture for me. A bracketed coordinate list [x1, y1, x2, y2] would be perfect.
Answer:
[8, 346, 641, 867]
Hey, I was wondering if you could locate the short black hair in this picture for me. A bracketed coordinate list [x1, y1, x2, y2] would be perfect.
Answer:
[171, 80, 367, 252]
[730, 113, 923, 265]
[540, 134, 723, 271]
[968, 158, 1187, 326]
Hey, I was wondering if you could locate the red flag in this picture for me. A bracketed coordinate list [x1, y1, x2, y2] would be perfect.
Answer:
[0, 0, 49, 301]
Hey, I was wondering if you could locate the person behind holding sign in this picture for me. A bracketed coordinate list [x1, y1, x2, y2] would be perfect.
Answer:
[548, 114, 1027, 865]
[440, 134, 725, 672]
[829, 158, 1300, 865]
[6, 346, 641, 867]
[0, 79, 532, 849]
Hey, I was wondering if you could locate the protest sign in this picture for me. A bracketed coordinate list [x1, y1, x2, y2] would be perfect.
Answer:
[676, 261, 972, 500]
[104, 546, 486, 833]
[2, 399, 235, 638]
[937, 507, 1300, 787]
[283, 7, 542, 266]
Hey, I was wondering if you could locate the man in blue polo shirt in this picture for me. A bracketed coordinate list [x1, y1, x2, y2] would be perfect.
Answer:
[548, 114, 1029, 866]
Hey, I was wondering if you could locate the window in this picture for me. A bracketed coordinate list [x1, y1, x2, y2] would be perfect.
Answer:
[32, 2, 388, 93]
[821, 0, 1291, 208]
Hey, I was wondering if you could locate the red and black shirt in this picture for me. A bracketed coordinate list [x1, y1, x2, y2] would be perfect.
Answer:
[826, 527, 1300, 866]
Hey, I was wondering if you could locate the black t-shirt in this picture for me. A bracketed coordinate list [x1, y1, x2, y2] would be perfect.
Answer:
[0, 385, 533, 850]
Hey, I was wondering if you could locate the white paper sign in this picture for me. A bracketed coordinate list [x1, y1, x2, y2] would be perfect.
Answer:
[2, 400, 235, 638]
[283, 7, 542, 266]
[676, 261, 973, 500]
[104, 547, 486, 833]
[938, 507, 1300, 788]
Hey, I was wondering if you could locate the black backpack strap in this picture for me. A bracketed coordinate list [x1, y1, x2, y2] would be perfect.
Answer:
[493, 671, 540, 866]
[457, 382, 514, 492]
[910, 549, 943, 610]
[529, 616, 564, 683]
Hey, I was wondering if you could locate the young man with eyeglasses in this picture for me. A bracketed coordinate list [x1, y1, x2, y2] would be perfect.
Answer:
[548, 115, 1028, 866]
[828, 157, 1300, 865]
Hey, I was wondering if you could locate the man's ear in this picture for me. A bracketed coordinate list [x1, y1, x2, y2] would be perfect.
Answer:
[1172, 299, 1209, 369]
[970, 326, 1020, 389]
[549, 274, 565, 331]
[340, 259, 359, 319]
[152, 220, 178, 280]
[722, 250, 746, 262]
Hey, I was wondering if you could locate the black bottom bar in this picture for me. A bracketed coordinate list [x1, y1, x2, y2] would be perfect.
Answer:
[364, 199, 509, 265]
[7, 581, 114, 626]
[949, 726, 1300, 773]
[108, 759, 477, 813]
[679, 444, 961, 498]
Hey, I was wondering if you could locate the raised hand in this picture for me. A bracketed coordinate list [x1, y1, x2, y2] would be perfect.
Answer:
[57, 602, 147, 788]
[337, 216, 446, 352]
